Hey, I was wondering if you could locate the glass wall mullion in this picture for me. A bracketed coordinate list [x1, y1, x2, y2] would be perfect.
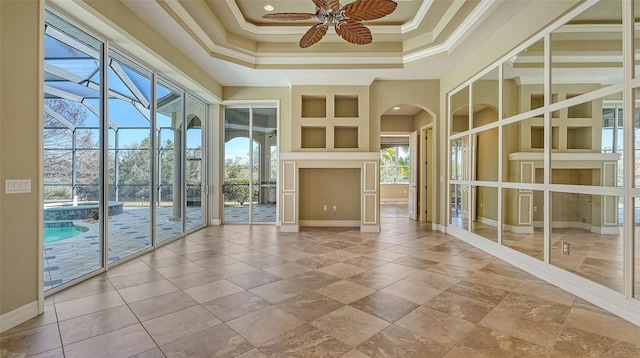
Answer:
[623, 0, 634, 299]
[182, 91, 188, 233]
[150, 72, 157, 247]
[249, 106, 254, 223]
[543, 32, 551, 265]
[100, 40, 109, 270]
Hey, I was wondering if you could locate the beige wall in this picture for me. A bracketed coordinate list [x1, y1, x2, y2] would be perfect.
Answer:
[298, 168, 361, 221]
[381, 111, 432, 134]
[370, 80, 439, 150]
[1, 0, 43, 317]
[380, 184, 409, 201]
[413, 110, 433, 130]
[381, 115, 413, 132]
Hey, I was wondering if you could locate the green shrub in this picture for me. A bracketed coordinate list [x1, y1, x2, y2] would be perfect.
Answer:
[44, 186, 71, 199]
[224, 178, 250, 206]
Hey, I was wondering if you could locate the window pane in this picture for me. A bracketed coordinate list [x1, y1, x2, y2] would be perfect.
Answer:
[550, 192, 623, 293]
[450, 184, 469, 230]
[503, 38, 544, 119]
[475, 128, 498, 181]
[551, 92, 623, 187]
[451, 87, 469, 134]
[471, 186, 498, 242]
[551, 0, 623, 102]
[472, 67, 499, 128]
[502, 188, 544, 260]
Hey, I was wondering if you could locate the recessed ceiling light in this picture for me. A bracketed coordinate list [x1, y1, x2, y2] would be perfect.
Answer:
[393, 106, 400, 110]
[264, 5, 274, 11]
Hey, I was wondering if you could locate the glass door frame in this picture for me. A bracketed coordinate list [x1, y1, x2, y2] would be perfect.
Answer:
[223, 102, 279, 225]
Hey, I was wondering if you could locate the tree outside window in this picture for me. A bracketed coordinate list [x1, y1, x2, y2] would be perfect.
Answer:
[380, 146, 409, 183]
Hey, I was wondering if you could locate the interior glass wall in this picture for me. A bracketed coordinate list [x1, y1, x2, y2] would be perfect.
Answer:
[448, 0, 637, 302]
[43, 11, 208, 292]
[224, 107, 277, 224]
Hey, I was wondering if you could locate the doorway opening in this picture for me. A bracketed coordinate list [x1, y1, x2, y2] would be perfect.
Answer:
[379, 104, 433, 222]
[223, 106, 278, 224]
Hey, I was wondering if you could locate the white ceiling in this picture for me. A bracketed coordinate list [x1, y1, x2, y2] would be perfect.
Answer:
[119, 0, 532, 87]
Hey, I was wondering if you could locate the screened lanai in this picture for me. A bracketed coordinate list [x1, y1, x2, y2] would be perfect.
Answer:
[43, 11, 206, 291]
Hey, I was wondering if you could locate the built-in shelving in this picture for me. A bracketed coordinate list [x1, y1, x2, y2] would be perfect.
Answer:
[301, 126, 326, 149]
[301, 95, 327, 118]
[294, 87, 369, 151]
[334, 126, 358, 148]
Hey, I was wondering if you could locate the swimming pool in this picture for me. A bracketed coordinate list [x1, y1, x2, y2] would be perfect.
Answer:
[44, 226, 86, 244]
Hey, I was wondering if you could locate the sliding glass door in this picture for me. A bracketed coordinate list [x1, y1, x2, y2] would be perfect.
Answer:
[186, 96, 206, 230]
[156, 81, 185, 241]
[43, 10, 208, 292]
[43, 12, 104, 290]
[224, 106, 277, 224]
[107, 50, 153, 263]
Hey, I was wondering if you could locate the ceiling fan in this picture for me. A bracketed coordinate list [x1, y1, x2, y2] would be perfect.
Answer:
[263, 0, 397, 48]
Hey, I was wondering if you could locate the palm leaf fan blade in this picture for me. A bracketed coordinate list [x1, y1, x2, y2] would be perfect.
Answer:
[313, 0, 328, 10]
[300, 23, 328, 48]
[335, 18, 372, 45]
[327, 0, 341, 12]
[263, 13, 318, 20]
[343, 0, 397, 21]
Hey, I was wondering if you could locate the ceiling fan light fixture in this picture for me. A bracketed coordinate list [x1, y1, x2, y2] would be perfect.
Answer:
[263, 0, 397, 48]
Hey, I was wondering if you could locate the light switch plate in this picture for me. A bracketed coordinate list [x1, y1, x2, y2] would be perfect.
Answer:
[5, 179, 31, 194]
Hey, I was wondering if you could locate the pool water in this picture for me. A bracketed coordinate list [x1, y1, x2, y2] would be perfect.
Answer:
[44, 227, 83, 244]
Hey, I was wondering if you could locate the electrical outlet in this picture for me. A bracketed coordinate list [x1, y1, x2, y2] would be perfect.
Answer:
[562, 241, 571, 255]
[533, 206, 538, 212]
[323, 205, 327, 211]
[332, 205, 337, 212]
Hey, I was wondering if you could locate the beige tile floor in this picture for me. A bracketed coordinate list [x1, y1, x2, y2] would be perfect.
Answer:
[2, 215, 640, 357]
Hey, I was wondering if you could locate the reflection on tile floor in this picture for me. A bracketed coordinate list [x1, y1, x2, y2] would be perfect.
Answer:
[224, 204, 276, 223]
[6, 217, 639, 357]
[453, 219, 640, 297]
[44, 206, 204, 291]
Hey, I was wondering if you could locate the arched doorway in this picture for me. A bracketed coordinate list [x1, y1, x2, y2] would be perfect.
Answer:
[379, 104, 434, 223]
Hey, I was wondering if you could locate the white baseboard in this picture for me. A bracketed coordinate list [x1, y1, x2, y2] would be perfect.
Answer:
[477, 217, 498, 227]
[299, 220, 361, 227]
[503, 224, 534, 234]
[279, 225, 299, 232]
[209, 219, 221, 226]
[432, 223, 446, 233]
[549, 221, 591, 231]
[0, 300, 39, 333]
[360, 225, 380, 233]
[592, 226, 621, 235]
[533, 221, 620, 235]
[447, 226, 640, 327]
[380, 198, 408, 202]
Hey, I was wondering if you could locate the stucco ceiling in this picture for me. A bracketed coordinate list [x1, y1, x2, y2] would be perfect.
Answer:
[117, 0, 534, 87]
